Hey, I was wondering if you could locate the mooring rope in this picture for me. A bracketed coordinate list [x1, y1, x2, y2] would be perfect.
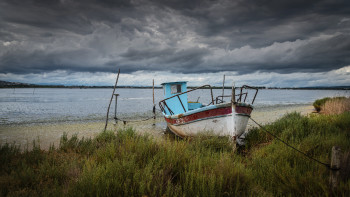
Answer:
[114, 116, 154, 123]
[249, 117, 339, 170]
[113, 106, 158, 124]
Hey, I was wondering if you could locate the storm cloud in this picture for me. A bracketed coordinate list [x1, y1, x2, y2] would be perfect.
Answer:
[0, 0, 350, 85]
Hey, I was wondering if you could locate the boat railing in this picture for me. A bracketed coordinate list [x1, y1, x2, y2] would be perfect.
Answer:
[159, 85, 214, 115]
[234, 85, 259, 104]
[216, 85, 258, 105]
[159, 85, 259, 115]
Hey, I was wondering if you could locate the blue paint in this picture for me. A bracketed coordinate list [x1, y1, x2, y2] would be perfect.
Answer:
[161, 81, 188, 115]
[188, 102, 203, 110]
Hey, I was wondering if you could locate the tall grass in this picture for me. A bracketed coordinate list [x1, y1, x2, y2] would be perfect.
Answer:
[1, 113, 350, 196]
[321, 97, 350, 115]
[245, 112, 350, 196]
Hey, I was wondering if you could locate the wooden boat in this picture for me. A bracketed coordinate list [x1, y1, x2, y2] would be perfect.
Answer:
[159, 82, 258, 138]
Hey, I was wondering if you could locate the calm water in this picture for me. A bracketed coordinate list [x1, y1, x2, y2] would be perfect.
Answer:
[0, 88, 349, 125]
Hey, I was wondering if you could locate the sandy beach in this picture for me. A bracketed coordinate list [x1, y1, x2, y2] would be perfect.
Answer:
[0, 104, 315, 150]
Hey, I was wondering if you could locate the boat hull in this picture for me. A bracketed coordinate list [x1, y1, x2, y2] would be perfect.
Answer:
[164, 103, 252, 138]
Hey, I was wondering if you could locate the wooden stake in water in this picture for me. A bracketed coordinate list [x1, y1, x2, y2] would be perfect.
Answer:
[104, 68, 120, 132]
[153, 79, 156, 125]
[114, 94, 119, 124]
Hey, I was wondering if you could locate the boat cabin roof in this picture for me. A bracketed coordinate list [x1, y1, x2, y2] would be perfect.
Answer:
[161, 81, 187, 85]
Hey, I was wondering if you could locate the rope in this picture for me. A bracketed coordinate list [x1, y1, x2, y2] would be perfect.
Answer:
[114, 106, 158, 124]
[249, 117, 339, 171]
[115, 116, 154, 124]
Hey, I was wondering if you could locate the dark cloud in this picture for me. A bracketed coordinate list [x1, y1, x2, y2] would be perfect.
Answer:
[0, 0, 349, 76]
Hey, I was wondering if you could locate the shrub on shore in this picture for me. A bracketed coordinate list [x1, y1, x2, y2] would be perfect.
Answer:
[313, 97, 331, 112]
[313, 97, 348, 113]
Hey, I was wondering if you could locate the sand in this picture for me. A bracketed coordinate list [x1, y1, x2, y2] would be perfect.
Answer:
[0, 104, 315, 150]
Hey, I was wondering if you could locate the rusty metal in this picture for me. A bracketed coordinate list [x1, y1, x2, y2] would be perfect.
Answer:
[159, 103, 165, 113]
[216, 95, 230, 104]
[241, 85, 259, 104]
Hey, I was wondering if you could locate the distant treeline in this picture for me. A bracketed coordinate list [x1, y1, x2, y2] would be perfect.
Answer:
[0, 80, 349, 90]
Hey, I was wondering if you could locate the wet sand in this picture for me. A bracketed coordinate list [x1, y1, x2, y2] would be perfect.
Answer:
[0, 104, 314, 150]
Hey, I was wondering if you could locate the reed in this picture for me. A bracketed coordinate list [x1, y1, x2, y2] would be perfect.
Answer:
[321, 97, 350, 115]
[1, 112, 349, 196]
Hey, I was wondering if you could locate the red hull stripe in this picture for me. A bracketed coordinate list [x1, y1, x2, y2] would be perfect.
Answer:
[164, 106, 232, 125]
[165, 105, 253, 125]
[235, 105, 253, 115]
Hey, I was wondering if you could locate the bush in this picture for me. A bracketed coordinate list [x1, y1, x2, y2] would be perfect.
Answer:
[313, 97, 331, 112]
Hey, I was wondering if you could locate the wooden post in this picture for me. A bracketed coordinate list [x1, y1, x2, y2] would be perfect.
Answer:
[221, 74, 225, 103]
[153, 79, 156, 124]
[104, 69, 120, 132]
[231, 82, 235, 103]
[330, 146, 341, 189]
[114, 94, 119, 124]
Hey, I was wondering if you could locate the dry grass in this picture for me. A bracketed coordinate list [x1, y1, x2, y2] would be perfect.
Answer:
[321, 97, 350, 115]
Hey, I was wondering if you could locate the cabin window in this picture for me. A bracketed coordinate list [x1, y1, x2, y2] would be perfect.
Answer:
[171, 84, 182, 94]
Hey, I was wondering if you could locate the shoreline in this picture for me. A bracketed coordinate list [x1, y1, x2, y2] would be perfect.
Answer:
[0, 104, 315, 150]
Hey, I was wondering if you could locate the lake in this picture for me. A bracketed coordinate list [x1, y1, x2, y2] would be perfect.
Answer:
[1, 88, 349, 125]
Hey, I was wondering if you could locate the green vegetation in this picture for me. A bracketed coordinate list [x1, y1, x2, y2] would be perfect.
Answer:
[313, 97, 346, 112]
[313, 97, 331, 112]
[1, 113, 350, 196]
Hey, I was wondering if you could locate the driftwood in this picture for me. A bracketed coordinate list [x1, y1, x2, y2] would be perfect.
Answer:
[104, 69, 120, 132]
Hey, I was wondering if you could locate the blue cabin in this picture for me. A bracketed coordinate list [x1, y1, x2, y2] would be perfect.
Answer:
[161, 81, 203, 115]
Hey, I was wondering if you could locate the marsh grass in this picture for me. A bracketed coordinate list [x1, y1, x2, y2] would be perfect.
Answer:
[1, 113, 350, 196]
[321, 97, 350, 115]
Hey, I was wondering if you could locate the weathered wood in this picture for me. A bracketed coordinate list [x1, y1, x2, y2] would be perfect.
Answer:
[329, 146, 342, 189]
[152, 79, 156, 126]
[221, 74, 225, 103]
[104, 69, 120, 132]
[114, 94, 119, 124]
[231, 82, 235, 103]
[153, 79, 155, 120]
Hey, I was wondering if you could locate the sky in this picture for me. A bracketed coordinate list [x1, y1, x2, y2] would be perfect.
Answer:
[0, 0, 350, 87]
